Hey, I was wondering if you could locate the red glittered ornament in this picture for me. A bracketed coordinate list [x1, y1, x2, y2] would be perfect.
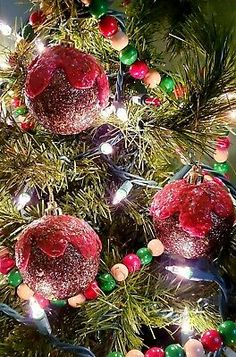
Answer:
[129, 61, 149, 79]
[144, 347, 165, 357]
[201, 330, 223, 352]
[15, 215, 102, 299]
[84, 280, 100, 300]
[24, 45, 110, 135]
[150, 179, 235, 259]
[99, 16, 119, 37]
[29, 10, 46, 26]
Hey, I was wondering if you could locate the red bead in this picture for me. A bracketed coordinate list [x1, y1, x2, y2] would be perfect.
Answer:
[84, 281, 100, 300]
[21, 121, 35, 132]
[0, 255, 15, 274]
[216, 137, 231, 151]
[29, 10, 46, 26]
[11, 97, 22, 108]
[129, 61, 149, 80]
[34, 292, 50, 309]
[99, 16, 119, 38]
[122, 254, 141, 273]
[144, 347, 165, 357]
[145, 97, 161, 107]
[201, 330, 223, 352]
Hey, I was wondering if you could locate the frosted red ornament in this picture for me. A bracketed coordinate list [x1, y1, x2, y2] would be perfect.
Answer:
[24, 46, 109, 135]
[29, 10, 46, 26]
[129, 61, 149, 79]
[15, 215, 102, 299]
[99, 16, 119, 38]
[150, 179, 235, 259]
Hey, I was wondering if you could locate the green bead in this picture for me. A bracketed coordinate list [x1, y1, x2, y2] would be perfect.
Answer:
[51, 299, 67, 307]
[14, 106, 28, 117]
[22, 24, 35, 41]
[218, 320, 236, 346]
[99, 273, 116, 293]
[136, 247, 153, 265]
[119, 45, 138, 66]
[213, 162, 230, 174]
[165, 344, 185, 357]
[8, 270, 22, 287]
[160, 76, 175, 93]
[107, 353, 124, 357]
[89, 0, 108, 19]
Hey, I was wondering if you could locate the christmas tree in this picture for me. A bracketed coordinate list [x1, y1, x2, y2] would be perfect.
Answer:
[0, 0, 236, 356]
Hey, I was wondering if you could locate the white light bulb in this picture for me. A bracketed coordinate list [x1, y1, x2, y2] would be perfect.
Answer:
[113, 101, 128, 122]
[29, 297, 45, 320]
[35, 39, 45, 54]
[15, 192, 31, 210]
[112, 181, 133, 205]
[165, 266, 193, 279]
[100, 142, 113, 155]
[0, 21, 12, 36]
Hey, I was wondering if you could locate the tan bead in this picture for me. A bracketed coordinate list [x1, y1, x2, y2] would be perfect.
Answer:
[214, 149, 229, 163]
[110, 31, 129, 51]
[126, 350, 144, 357]
[17, 283, 34, 300]
[0, 246, 9, 257]
[143, 69, 161, 88]
[184, 339, 205, 357]
[80, 0, 91, 5]
[68, 294, 86, 308]
[147, 239, 164, 256]
[111, 263, 129, 282]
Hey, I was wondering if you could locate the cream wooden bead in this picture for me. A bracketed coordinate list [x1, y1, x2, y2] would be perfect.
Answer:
[17, 283, 34, 300]
[110, 31, 129, 51]
[68, 293, 86, 308]
[214, 149, 229, 163]
[147, 239, 164, 256]
[184, 339, 205, 357]
[81, 0, 91, 6]
[126, 350, 144, 357]
[144, 69, 161, 88]
[111, 263, 129, 282]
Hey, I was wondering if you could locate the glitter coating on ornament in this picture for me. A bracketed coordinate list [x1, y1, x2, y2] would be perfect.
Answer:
[150, 179, 235, 259]
[24, 46, 109, 135]
[15, 215, 102, 299]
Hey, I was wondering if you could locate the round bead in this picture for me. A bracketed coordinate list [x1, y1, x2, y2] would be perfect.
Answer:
[17, 283, 34, 300]
[110, 31, 129, 51]
[11, 97, 22, 108]
[218, 320, 236, 346]
[201, 329, 223, 352]
[107, 353, 124, 357]
[147, 239, 164, 257]
[111, 263, 129, 282]
[8, 270, 23, 287]
[160, 76, 175, 93]
[29, 10, 46, 26]
[145, 97, 161, 107]
[99, 273, 116, 292]
[0, 254, 15, 274]
[34, 292, 50, 309]
[143, 69, 161, 88]
[21, 121, 35, 132]
[213, 162, 230, 174]
[214, 149, 229, 163]
[129, 61, 149, 79]
[84, 281, 100, 299]
[184, 339, 205, 357]
[81, 0, 91, 4]
[51, 299, 67, 307]
[99, 16, 119, 38]
[14, 106, 28, 117]
[119, 45, 138, 66]
[89, 0, 108, 19]
[22, 23, 35, 41]
[126, 350, 144, 357]
[68, 293, 86, 308]
[216, 137, 231, 150]
[122, 254, 141, 273]
[165, 345, 184, 357]
[136, 248, 153, 265]
[144, 347, 165, 357]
